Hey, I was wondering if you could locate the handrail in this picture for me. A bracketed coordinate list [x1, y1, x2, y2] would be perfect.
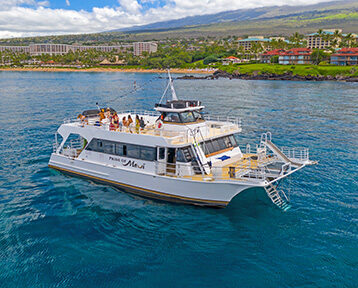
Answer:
[205, 114, 241, 126]
[156, 159, 267, 181]
[280, 147, 309, 161]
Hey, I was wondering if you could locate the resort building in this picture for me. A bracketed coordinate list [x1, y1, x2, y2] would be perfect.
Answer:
[260, 49, 285, 63]
[278, 48, 312, 65]
[306, 29, 342, 49]
[133, 42, 158, 56]
[69, 44, 132, 53]
[29, 44, 69, 55]
[0, 46, 30, 53]
[0, 43, 133, 56]
[238, 36, 271, 51]
[330, 48, 358, 66]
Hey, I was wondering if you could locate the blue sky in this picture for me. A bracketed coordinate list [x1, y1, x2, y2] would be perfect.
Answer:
[18, 0, 168, 12]
[0, 0, 337, 39]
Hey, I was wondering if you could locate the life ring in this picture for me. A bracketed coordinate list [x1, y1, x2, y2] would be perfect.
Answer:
[156, 119, 164, 129]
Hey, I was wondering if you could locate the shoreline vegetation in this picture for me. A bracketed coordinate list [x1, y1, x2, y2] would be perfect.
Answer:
[1, 64, 358, 81]
[0, 67, 213, 74]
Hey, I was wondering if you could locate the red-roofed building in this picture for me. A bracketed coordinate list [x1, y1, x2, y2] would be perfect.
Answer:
[260, 49, 286, 63]
[331, 48, 358, 66]
[222, 56, 242, 65]
[279, 48, 313, 65]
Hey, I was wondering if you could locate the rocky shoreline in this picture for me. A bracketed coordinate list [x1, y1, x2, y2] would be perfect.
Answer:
[177, 70, 358, 82]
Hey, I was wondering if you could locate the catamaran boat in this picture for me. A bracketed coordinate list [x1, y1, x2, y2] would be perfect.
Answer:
[49, 73, 316, 210]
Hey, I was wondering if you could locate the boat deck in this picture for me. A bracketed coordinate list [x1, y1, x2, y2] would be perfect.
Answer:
[178, 153, 276, 182]
[66, 112, 241, 145]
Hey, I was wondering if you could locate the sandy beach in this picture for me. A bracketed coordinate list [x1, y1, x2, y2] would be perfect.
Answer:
[0, 67, 214, 74]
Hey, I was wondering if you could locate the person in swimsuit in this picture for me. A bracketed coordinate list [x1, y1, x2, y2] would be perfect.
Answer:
[135, 115, 140, 134]
[99, 109, 105, 121]
[112, 112, 119, 129]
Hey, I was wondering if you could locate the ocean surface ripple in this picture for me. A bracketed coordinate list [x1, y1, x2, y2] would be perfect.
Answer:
[0, 71, 357, 288]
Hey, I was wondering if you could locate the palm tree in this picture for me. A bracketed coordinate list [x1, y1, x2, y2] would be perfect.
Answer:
[289, 32, 304, 47]
[343, 33, 356, 48]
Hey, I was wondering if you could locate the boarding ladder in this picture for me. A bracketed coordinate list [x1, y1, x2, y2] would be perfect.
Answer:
[264, 183, 291, 211]
[190, 128, 211, 175]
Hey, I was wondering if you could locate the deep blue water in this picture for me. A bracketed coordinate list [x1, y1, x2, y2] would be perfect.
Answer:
[0, 71, 357, 288]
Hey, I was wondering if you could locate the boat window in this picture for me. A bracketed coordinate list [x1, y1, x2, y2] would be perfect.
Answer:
[229, 135, 237, 147]
[86, 138, 103, 153]
[115, 143, 126, 156]
[233, 133, 240, 146]
[200, 140, 214, 155]
[201, 135, 238, 156]
[223, 136, 233, 148]
[127, 144, 140, 159]
[163, 112, 180, 122]
[193, 111, 204, 120]
[216, 137, 226, 150]
[210, 138, 221, 153]
[104, 141, 116, 155]
[141, 146, 156, 161]
[176, 149, 185, 162]
[179, 111, 195, 123]
[85, 138, 156, 161]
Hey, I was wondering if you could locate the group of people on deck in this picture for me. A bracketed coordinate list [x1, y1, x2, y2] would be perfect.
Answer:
[77, 108, 146, 133]
[99, 108, 146, 133]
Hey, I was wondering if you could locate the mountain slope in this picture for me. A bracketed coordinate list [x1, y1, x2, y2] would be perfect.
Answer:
[114, 0, 358, 34]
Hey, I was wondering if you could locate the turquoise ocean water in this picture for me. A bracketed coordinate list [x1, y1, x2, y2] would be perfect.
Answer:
[0, 71, 357, 287]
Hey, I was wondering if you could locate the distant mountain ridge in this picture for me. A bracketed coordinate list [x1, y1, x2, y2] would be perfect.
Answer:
[112, 0, 358, 34]
[1, 0, 357, 45]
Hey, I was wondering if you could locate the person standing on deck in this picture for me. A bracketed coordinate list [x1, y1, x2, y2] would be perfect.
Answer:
[135, 115, 140, 134]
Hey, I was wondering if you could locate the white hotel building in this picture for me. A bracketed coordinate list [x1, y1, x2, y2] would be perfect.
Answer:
[133, 42, 158, 56]
[0, 42, 157, 56]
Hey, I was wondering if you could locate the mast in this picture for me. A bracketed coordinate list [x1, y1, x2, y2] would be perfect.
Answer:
[168, 70, 177, 101]
[159, 70, 178, 104]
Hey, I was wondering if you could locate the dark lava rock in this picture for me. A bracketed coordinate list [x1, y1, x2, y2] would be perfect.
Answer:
[176, 75, 209, 80]
[178, 69, 358, 82]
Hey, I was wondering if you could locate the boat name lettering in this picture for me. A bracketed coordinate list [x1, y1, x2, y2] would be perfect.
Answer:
[108, 156, 145, 169]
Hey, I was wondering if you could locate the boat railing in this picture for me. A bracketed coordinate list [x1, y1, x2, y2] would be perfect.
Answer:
[157, 160, 267, 182]
[280, 147, 309, 161]
[116, 109, 161, 118]
[205, 114, 241, 127]
[52, 142, 58, 153]
[63, 118, 80, 124]
[64, 110, 241, 125]
[56, 138, 84, 158]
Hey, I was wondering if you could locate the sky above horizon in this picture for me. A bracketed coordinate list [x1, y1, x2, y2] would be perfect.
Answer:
[0, 0, 341, 39]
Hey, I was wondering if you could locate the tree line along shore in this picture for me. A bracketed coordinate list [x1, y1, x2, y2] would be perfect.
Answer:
[1, 64, 357, 82]
[1, 29, 358, 81]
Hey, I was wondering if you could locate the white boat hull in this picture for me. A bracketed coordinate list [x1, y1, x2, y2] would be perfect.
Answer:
[49, 154, 255, 207]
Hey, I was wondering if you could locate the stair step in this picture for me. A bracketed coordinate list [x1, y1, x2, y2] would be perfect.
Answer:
[265, 185, 291, 210]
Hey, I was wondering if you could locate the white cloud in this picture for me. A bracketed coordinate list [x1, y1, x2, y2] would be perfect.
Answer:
[66, 0, 70, 7]
[0, 0, 48, 10]
[118, 0, 142, 14]
[0, 0, 341, 39]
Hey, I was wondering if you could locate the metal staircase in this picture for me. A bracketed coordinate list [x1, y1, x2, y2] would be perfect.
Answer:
[264, 183, 291, 211]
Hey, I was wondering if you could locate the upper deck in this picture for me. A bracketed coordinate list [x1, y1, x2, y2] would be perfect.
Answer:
[63, 109, 242, 146]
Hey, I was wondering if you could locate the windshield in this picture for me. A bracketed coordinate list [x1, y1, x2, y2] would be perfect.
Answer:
[179, 111, 196, 123]
[163, 112, 180, 122]
[193, 111, 204, 120]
